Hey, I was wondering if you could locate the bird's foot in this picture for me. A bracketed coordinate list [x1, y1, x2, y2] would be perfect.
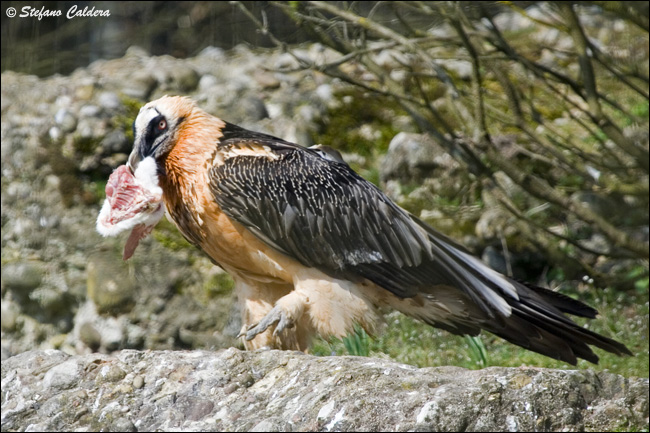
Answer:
[239, 305, 295, 341]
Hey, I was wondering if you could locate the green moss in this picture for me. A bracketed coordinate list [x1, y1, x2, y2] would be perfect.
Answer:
[46, 137, 82, 207]
[631, 101, 649, 119]
[79, 180, 107, 206]
[312, 88, 403, 156]
[114, 95, 144, 142]
[627, 266, 649, 293]
[203, 272, 235, 298]
[400, 381, 415, 390]
[72, 133, 101, 155]
[354, 165, 381, 187]
[151, 219, 194, 252]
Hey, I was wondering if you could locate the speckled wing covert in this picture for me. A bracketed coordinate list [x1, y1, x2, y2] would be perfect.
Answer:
[209, 125, 631, 364]
[209, 126, 505, 307]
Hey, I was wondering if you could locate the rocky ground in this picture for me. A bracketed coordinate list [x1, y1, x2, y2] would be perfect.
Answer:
[2, 349, 648, 431]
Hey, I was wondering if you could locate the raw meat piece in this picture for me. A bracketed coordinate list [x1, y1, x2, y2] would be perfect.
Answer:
[96, 157, 165, 260]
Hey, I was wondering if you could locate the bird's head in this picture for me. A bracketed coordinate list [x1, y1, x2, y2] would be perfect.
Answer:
[127, 95, 198, 173]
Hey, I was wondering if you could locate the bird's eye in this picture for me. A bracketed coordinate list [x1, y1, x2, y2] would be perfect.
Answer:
[158, 119, 167, 130]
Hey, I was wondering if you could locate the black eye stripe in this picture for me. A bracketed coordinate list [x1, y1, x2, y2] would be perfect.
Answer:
[139, 114, 168, 158]
[147, 115, 166, 138]
[148, 115, 166, 136]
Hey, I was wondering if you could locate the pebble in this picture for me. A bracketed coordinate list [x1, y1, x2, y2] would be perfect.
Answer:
[43, 359, 81, 391]
[98, 92, 121, 110]
[2, 262, 44, 292]
[54, 109, 77, 132]
[133, 375, 145, 389]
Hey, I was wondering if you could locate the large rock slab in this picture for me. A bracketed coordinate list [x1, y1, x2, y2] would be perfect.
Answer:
[2, 349, 647, 431]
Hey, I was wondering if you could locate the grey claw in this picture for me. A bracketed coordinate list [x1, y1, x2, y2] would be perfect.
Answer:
[273, 312, 294, 337]
[244, 306, 293, 341]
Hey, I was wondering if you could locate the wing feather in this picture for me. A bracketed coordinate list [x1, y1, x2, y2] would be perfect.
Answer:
[210, 137, 517, 308]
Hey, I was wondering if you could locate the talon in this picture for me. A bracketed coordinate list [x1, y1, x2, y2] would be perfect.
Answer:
[273, 312, 295, 337]
[236, 328, 247, 339]
[243, 305, 294, 341]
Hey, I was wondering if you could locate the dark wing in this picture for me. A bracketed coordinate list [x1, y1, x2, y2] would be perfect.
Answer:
[209, 126, 631, 364]
[210, 128, 518, 315]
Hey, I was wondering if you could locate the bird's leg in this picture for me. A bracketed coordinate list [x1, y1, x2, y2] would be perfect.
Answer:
[242, 305, 290, 340]
[242, 291, 308, 341]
